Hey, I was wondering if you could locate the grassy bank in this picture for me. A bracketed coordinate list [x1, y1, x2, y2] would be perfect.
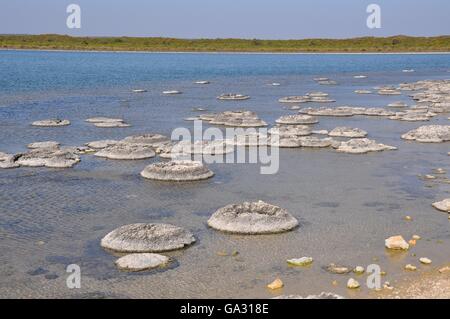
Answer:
[1, 34, 450, 53]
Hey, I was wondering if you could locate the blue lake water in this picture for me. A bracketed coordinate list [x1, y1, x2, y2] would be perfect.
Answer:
[0, 50, 449, 298]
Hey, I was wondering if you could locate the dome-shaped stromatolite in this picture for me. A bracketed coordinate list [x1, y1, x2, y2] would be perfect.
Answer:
[85, 140, 119, 149]
[299, 107, 356, 117]
[207, 200, 298, 234]
[101, 223, 196, 253]
[140, 160, 214, 181]
[278, 96, 310, 103]
[32, 119, 70, 127]
[275, 115, 318, 125]
[16, 148, 80, 168]
[115, 253, 170, 272]
[298, 136, 334, 148]
[122, 134, 170, 146]
[333, 138, 397, 154]
[328, 127, 368, 138]
[94, 143, 155, 160]
[269, 125, 312, 137]
[401, 125, 450, 143]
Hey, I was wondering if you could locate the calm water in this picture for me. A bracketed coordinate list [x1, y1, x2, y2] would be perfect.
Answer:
[0, 50, 449, 298]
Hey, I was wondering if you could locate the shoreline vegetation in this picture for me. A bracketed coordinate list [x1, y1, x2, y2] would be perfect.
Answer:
[1, 34, 450, 53]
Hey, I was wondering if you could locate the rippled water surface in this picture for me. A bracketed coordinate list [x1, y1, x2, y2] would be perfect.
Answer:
[0, 51, 449, 298]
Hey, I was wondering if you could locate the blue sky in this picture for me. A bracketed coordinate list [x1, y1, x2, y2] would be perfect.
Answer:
[1, 0, 449, 39]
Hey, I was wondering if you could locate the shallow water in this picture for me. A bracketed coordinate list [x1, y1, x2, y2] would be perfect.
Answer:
[0, 51, 449, 298]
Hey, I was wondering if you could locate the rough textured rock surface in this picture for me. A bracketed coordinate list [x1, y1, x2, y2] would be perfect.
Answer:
[172, 140, 234, 155]
[432, 199, 450, 213]
[385, 235, 409, 250]
[27, 141, 60, 149]
[115, 253, 170, 272]
[275, 114, 318, 125]
[86, 140, 119, 149]
[217, 93, 250, 100]
[269, 125, 312, 137]
[140, 160, 214, 181]
[94, 142, 155, 160]
[16, 148, 80, 168]
[273, 292, 344, 299]
[298, 136, 334, 148]
[328, 127, 368, 138]
[0, 152, 20, 169]
[122, 134, 170, 146]
[401, 125, 450, 143]
[333, 138, 397, 154]
[207, 200, 298, 234]
[101, 223, 196, 253]
[32, 119, 70, 127]
[206, 110, 267, 127]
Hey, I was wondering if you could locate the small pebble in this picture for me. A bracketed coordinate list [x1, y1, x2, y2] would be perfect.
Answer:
[287, 257, 313, 266]
[404, 264, 417, 271]
[267, 278, 284, 290]
[404, 215, 412, 221]
[412, 235, 421, 240]
[438, 266, 450, 274]
[353, 266, 365, 274]
[347, 278, 360, 289]
[419, 257, 432, 265]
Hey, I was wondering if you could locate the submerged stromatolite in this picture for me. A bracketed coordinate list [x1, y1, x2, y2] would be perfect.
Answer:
[207, 200, 298, 234]
[94, 142, 155, 160]
[328, 127, 368, 138]
[115, 253, 170, 272]
[140, 160, 214, 181]
[32, 119, 70, 127]
[333, 138, 397, 154]
[401, 125, 450, 143]
[101, 223, 196, 253]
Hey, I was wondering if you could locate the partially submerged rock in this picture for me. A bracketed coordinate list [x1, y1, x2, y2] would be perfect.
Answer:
[32, 119, 70, 127]
[333, 138, 397, 154]
[207, 110, 267, 127]
[385, 235, 409, 250]
[287, 257, 313, 266]
[325, 263, 351, 274]
[86, 117, 130, 127]
[27, 141, 60, 149]
[217, 93, 250, 101]
[267, 278, 283, 290]
[172, 140, 234, 155]
[347, 278, 360, 289]
[278, 96, 310, 103]
[273, 292, 344, 299]
[328, 127, 368, 138]
[16, 148, 80, 168]
[388, 101, 408, 108]
[275, 114, 318, 125]
[207, 200, 298, 234]
[355, 90, 372, 94]
[298, 136, 334, 148]
[122, 134, 170, 146]
[94, 142, 155, 160]
[401, 125, 450, 143]
[268, 125, 312, 137]
[299, 107, 355, 117]
[115, 253, 170, 272]
[140, 160, 214, 181]
[0, 152, 20, 169]
[101, 223, 196, 253]
[432, 199, 450, 213]
[85, 140, 119, 149]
